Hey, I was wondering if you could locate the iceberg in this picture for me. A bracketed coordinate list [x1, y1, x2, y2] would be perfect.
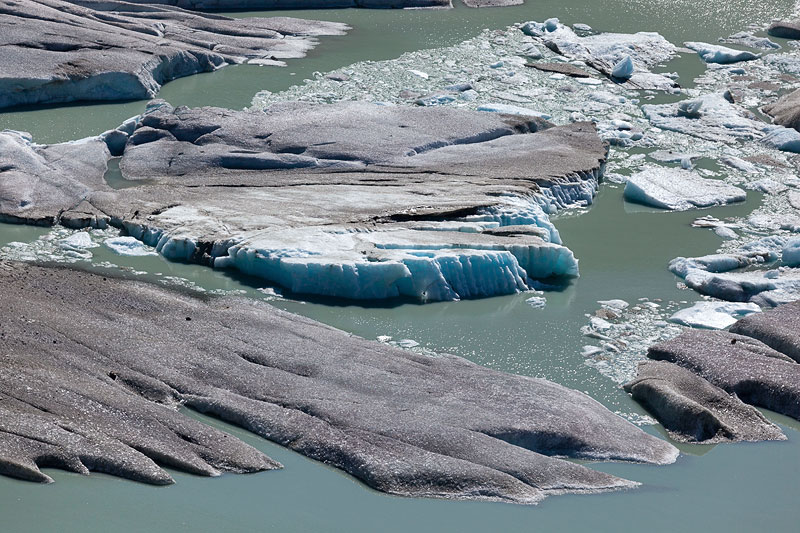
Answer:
[685, 42, 760, 64]
[668, 301, 762, 329]
[623, 167, 746, 211]
[611, 56, 635, 80]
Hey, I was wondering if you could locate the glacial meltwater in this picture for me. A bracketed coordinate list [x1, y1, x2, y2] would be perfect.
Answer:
[2, 1, 800, 531]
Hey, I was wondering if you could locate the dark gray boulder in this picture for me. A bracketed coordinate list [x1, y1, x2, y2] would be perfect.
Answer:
[0, 261, 678, 502]
[729, 300, 800, 363]
[0, 0, 348, 108]
[647, 329, 800, 421]
[763, 88, 800, 132]
[623, 361, 785, 444]
[768, 20, 800, 40]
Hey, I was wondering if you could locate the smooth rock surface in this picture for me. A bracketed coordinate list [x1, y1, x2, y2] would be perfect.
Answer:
[623, 361, 785, 443]
[1, 101, 608, 301]
[0, 261, 678, 502]
[0, 0, 348, 108]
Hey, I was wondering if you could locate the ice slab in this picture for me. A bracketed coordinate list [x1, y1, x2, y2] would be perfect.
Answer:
[685, 42, 761, 64]
[669, 301, 762, 329]
[624, 167, 746, 210]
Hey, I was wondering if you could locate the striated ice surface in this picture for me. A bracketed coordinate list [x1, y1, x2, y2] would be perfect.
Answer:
[668, 301, 762, 329]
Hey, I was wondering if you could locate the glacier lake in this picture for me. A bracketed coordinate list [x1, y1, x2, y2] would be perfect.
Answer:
[1, 0, 800, 531]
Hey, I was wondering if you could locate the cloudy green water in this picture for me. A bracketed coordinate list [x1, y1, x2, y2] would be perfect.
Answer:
[1, 1, 799, 531]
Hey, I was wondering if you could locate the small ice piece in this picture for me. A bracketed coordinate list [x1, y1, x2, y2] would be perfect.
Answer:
[611, 56, 635, 80]
[590, 317, 613, 331]
[476, 103, 551, 119]
[783, 237, 800, 267]
[376, 335, 392, 343]
[489, 61, 504, 69]
[59, 232, 97, 250]
[526, 296, 547, 309]
[544, 18, 560, 32]
[677, 99, 703, 118]
[104, 236, 157, 256]
[397, 339, 420, 348]
[598, 299, 629, 311]
[762, 127, 800, 153]
[576, 77, 602, 85]
[408, 69, 429, 79]
[624, 167, 746, 210]
[720, 156, 758, 173]
[581, 345, 603, 357]
[765, 270, 780, 279]
[573, 23, 592, 32]
[747, 178, 788, 195]
[668, 301, 762, 329]
[714, 226, 738, 239]
[684, 42, 760, 64]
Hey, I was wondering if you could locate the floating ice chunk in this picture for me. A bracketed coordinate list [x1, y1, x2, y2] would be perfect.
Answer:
[762, 127, 800, 153]
[624, 167, 746, 210]
[715, 226, 738, 239]
[611, 56, 635, 80]
[590, 317, 613, 331]
[747, 178, 788, 195]
[598, 299, 629, 311]
[643, 93, 764, 142]
[677, 99, 703, 118]
[720, 156, 758, 173]
[582, 345, 604, 357]
[573, 23, 592, 33]
[544, 18, 560, 32]
[59, 232, 97, 250]
[669, 254, 766, 278]
[684, 42, 761, 64]
[669, 301, 762, 329]
[576, 77, 603, 86]
[722, 32, 781, 51]
[783, 237, 800, 267]
[104, 236, 158, 256]
[476, 103, 551, 119]
[397, 339, 419, 348]
[408, 69, 429, 79]
[526, 296, 547, 309]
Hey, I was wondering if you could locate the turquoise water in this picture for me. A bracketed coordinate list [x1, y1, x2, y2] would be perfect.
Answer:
[1, 1, 799, 531]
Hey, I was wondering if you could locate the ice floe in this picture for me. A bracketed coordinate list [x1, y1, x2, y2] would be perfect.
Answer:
[685, 42, 761, 64]
[623, 167, 746, 210]
[668, 301, 762, 329]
